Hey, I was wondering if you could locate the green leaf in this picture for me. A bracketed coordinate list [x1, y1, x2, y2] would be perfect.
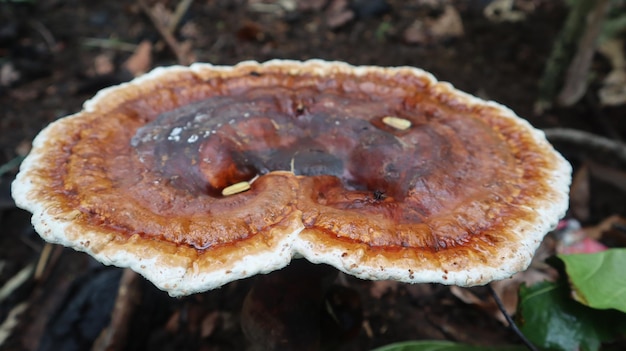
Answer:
[371, 340, 525, 351]
[517, 281, 626, 351]
[558, 248, 626, 313]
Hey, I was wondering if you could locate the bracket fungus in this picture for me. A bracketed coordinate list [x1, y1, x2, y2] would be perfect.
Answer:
[12, 60, 571, 297]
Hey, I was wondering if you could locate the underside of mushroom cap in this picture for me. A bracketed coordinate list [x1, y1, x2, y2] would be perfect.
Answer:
[12, 60, 571, 296]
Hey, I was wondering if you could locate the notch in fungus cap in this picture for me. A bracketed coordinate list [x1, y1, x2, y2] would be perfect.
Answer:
[11, 60, 571, 296]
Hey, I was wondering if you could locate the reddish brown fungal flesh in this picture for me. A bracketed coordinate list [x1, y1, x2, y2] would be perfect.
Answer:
[13, 61, 570, 295]
[131, 85, 519, 252]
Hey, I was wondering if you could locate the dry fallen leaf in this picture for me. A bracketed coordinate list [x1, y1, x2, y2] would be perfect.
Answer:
[599, 70, 626, 106]
[403, 20, 428, 45]
[94, 53, 115, 76]
[451, 236, 557, 325]
[325, 0, 354, 29]
[428, 6, 464, 41]
[555, 218, 610, 255]
[484, 0, 526, 23]
[123, 40, 153, 77]
[451, 266, 554, 325]
[578, 215, 626, 241]
[403, 5, 463, 45]
[598, 39, 626, 106]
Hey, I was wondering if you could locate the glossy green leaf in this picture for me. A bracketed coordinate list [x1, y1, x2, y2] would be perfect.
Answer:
[558, 248, 626, 313]
[371, 340, 526, 351]
[517, 281, 626, 351]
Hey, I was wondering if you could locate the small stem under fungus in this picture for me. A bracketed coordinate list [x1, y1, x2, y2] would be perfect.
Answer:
[488, 284, 538, 351]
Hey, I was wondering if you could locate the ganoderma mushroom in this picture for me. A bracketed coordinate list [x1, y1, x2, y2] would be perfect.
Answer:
[12, 59, 570, 299]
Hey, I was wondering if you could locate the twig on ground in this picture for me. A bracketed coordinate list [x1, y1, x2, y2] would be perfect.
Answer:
[35, 244, 64, 283]
[536, 0, 596, 112]
[137, 0, 193, 65]
[34, 243, 52, 281]
[168, 0, 194, 34]
[557, 0, 611, 106]
[543, 128, 626, 164]
[488, 284, 538, 351]
[0, 263, 34, 303]
[0, 303, 29, 347]
[91, 268, 142, 351]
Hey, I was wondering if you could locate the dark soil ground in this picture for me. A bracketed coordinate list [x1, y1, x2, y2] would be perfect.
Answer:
[1, 1, 626, 350]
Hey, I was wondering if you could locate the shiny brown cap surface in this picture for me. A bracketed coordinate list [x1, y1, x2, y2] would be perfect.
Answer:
[12, 60, 571, 296]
